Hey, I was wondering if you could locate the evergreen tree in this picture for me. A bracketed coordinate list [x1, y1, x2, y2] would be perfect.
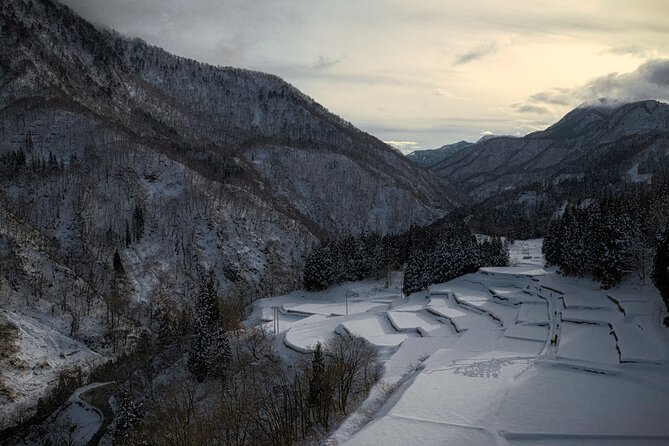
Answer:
[362, 232, 383, 279]
[113, 391, 147, 445]
[480, 236, 509, 267]
[543, 218, 562, 266]
[653, 228, 669, 311]
[430, 238, 454, 286]
[308, 341, 333, 428]
[188, 271, 231, 382]
[113, 249, 124, 275]
[349, 238, 367, 281]
[303, 243, 334, 291]
[545, 195, 651, 289]
[559, 205, 589, 276]
[402, 248, 427, 295]
[592, 203, 636, 288]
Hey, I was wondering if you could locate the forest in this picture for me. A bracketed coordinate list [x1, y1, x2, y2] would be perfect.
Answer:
[542, 173, 669, 309]
[303, 221, 509, 295]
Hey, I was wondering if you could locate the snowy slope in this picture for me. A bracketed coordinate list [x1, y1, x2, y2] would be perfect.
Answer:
[0, 0, 454, 313]
[0, 310, 103, 431]
[251, 240, 669, 445]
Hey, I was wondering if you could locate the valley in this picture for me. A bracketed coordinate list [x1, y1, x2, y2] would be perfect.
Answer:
[1, 0, 669, 444]
[253, 241, 669, 445]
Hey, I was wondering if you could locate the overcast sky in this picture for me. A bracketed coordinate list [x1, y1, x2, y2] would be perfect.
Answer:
[61, 0, 669, 152]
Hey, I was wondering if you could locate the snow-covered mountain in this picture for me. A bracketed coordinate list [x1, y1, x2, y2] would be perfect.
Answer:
[0, 0, 456, 429]
[406, 140, 473, 168]
[0, 0, 456, 296]
[430, 100, 669, 200]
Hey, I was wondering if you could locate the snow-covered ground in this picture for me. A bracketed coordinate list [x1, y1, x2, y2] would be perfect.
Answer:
[16, 381, 113, 446]
[250, 239, 669, 445]
[0, 310, 104, 431]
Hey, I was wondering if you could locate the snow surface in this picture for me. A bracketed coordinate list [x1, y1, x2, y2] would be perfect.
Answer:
[17, 381, 112, 446]
[251, 240, 669, 445]
[0, 310, 103, 430]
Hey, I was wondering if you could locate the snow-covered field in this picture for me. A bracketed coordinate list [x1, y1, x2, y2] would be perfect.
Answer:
[251, 239, 669, 445]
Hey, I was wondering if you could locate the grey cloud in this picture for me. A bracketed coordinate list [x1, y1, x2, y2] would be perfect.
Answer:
[605, 44, 648, 56]
[527, 90, 572, 106]
[312, 55, 341, 71]
[514, 104, 550, 114]
[644, 60, 669, 85]
[579, 59, 669, 101]
[519, 59, 669, 112]
[454, 42, 498, 65]
[60, 0, 303, 66]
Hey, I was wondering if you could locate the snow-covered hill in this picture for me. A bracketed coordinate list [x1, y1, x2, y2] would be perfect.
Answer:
[250, 240, 669, 445]
[0, 0, 451, 296]
[0, 310, 103, 431]
[430, 100, 669, 200]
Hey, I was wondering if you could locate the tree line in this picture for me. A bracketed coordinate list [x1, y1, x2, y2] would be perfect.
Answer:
[302, 232, 407, 291]
[106, 270, 381, 446]
[303, 221, 509, 296]
[402, 223, 509, 295]
[542, 174, 669, 293]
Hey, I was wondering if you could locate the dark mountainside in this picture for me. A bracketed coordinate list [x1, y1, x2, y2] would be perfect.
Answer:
[0, 0, 455, 307]
[0, 0, 455, 430]
[430, 100, 669, 200]
[418, 100, 669, 238]
[406, 140, 473, 168]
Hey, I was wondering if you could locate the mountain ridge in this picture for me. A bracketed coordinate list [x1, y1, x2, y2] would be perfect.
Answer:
[406, 140, 473, 168]
[0, 0, 456, 429]
[429, 99, 669, 199]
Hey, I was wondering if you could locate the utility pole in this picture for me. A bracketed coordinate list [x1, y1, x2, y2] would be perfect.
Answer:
[272, 306, 280, 335]
[345, 289, 349, 316]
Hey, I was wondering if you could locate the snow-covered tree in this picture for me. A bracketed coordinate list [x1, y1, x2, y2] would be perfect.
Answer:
[653, 228, 669, 311]
[188, 271, 231, 382]
[303, 243, 335, 291]
[113, 391, 147, 445]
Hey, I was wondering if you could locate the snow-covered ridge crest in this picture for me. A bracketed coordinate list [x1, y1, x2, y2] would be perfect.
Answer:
[430, 99, 669, 200]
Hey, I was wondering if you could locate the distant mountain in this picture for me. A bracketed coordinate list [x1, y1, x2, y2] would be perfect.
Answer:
[430, 100, 669, 200]
[407, 140, 473, 168]
[0, 0, 456, 429]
